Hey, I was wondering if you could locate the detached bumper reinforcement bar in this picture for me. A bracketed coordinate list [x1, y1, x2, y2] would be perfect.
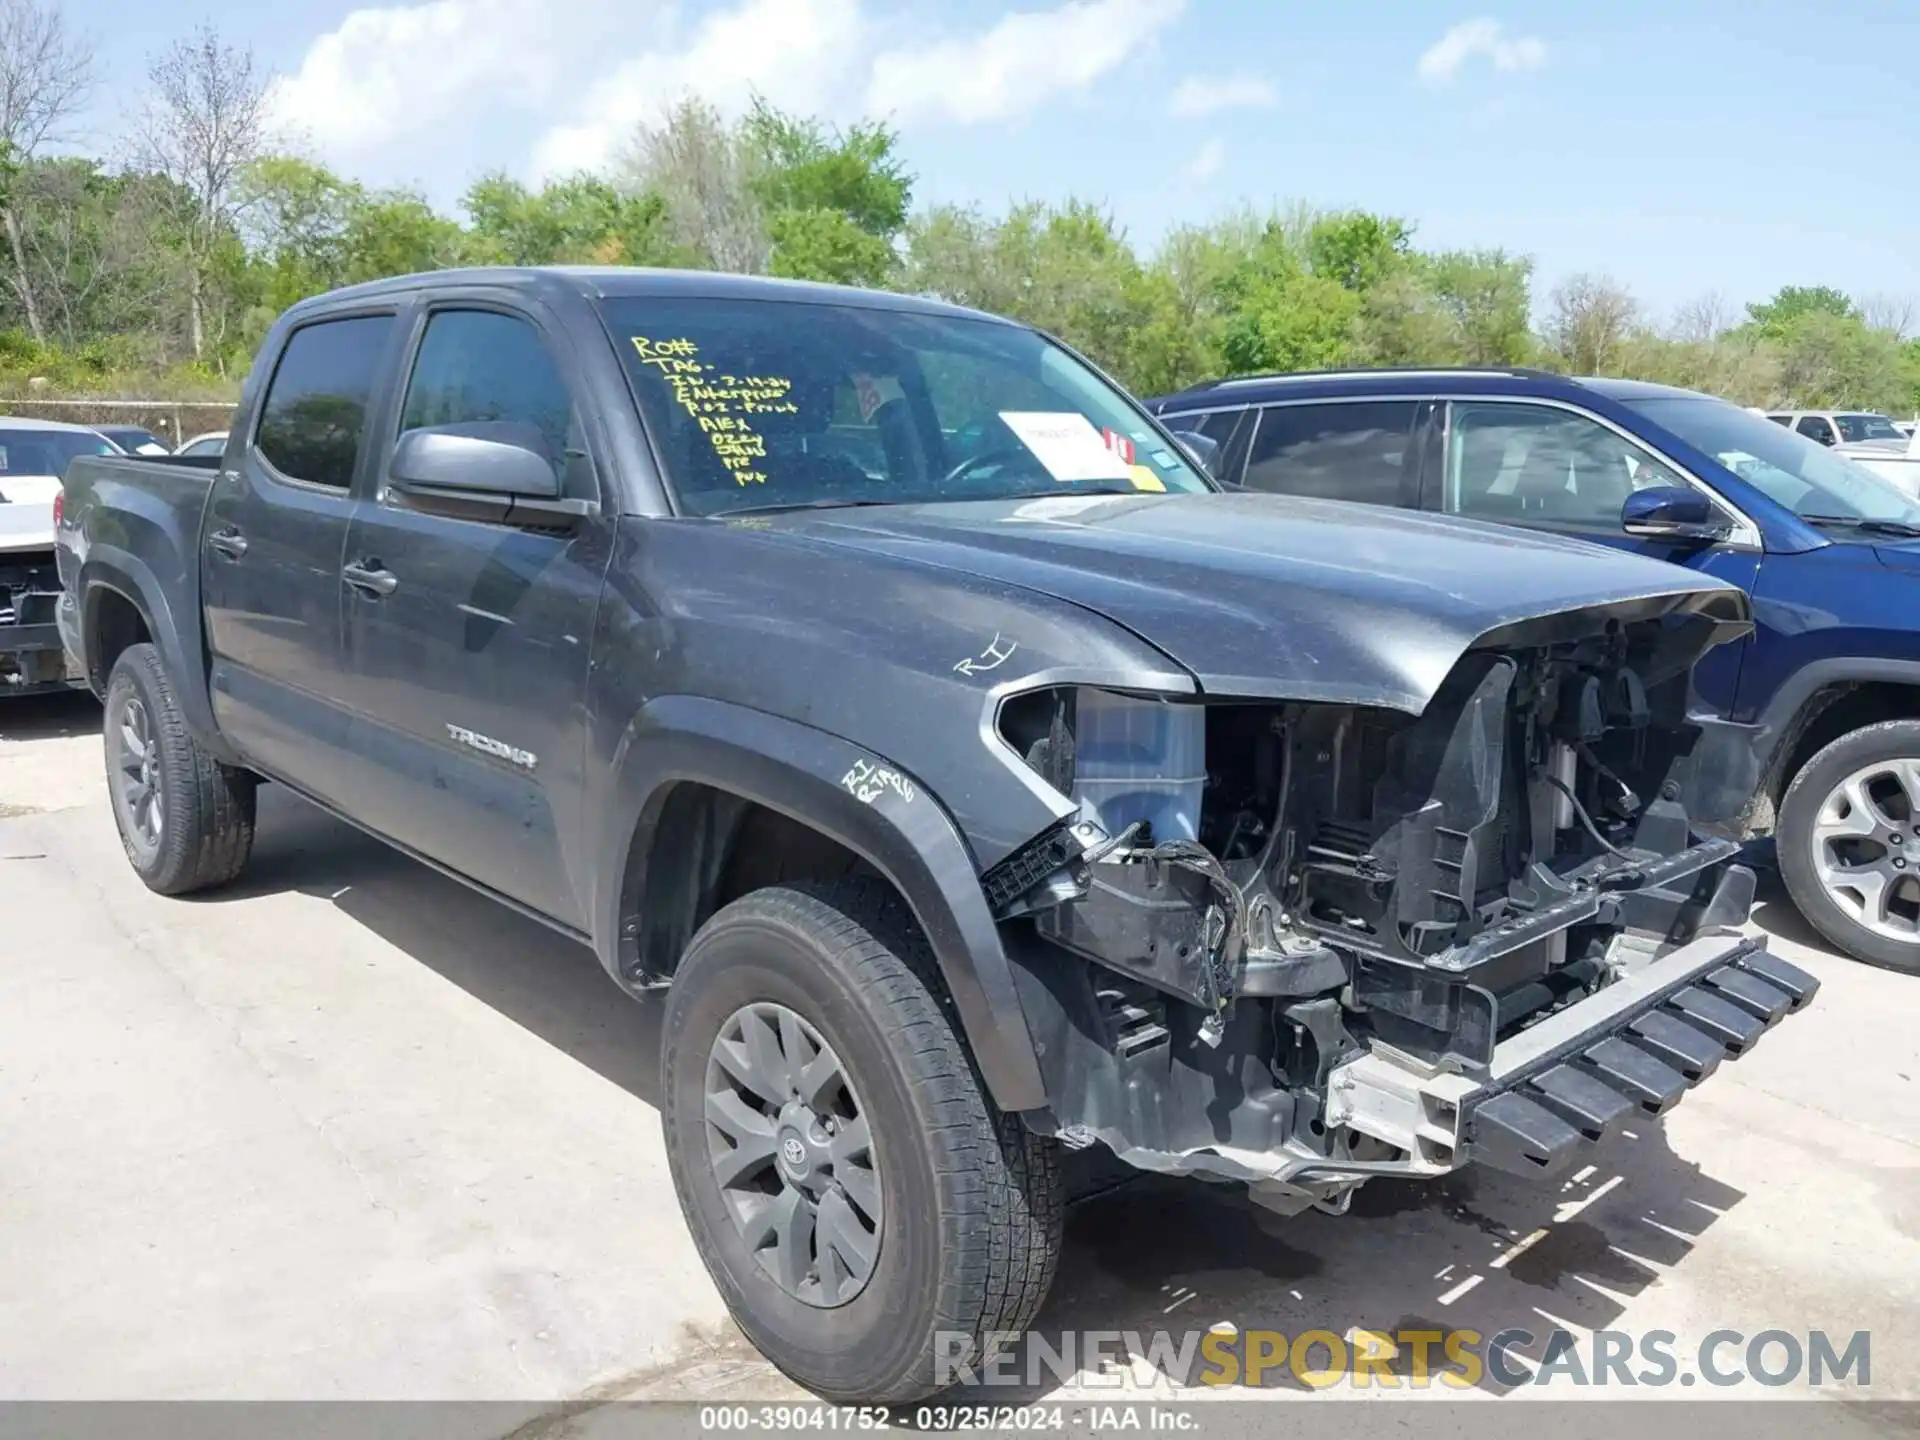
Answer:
[1325, 934, 1819, 1182]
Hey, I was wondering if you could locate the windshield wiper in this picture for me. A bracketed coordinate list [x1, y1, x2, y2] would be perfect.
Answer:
[726, 484, 1154, 517]
[1801, 514, 1920, 538]
[723, 497, 902, 516]
[1002, 485, 1145, 499]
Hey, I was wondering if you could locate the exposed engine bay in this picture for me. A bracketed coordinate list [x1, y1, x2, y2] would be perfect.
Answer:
[987, 598, 1816, 1212]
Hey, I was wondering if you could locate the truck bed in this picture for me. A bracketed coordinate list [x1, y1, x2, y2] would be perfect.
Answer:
[55, 451, 223, 696]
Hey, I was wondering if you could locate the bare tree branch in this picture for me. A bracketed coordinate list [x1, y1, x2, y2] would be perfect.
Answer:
[1861, 291, 1919, 340]
[1668, 291, 1736, 344]
[0, 0, 94, 341]
[616, 97, 769, 274]
[1544, 272, 1639, 374]
[0, 0, 91, 156]
[131, 24, 269, 359]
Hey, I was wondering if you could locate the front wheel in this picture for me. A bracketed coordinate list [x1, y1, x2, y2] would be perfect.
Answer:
[1777, 719, 1920, 973]
[660, 879, 1062, 1402]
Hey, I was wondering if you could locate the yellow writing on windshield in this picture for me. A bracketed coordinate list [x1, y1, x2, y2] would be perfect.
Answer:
[633, 336, 797, 487]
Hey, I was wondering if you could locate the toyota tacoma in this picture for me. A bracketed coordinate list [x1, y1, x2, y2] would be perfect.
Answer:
[55, 267, 1817, 1402]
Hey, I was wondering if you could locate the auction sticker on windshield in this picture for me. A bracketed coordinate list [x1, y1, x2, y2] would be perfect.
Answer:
[999, 412, 1134, 483]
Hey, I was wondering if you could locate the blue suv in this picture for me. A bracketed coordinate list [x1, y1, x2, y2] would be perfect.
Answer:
[1148, 367, 1920, 973]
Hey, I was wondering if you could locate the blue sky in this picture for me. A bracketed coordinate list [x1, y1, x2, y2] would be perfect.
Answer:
[64, 0, 1920, 322]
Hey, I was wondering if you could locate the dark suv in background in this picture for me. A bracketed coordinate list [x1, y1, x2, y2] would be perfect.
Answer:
[1149, 367, 1920, 974]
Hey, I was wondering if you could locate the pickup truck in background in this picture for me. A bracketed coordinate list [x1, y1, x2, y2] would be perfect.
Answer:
[56, 268, 1816, 1402]
[1151, 368, 1920, 974]
[1764, 409, 1920, 495]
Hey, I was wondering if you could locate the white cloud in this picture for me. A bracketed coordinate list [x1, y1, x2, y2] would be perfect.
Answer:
[1416, 17, 1548, 86]
[864, 0, 1185, 125]
[533, 0, 867, 178]
[1168, 74, 1276, 119]
[1187, 136, 1224, 181]
[267, 0, 556, 157]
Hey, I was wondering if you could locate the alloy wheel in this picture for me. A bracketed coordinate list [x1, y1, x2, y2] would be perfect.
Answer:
[703, 1001, 883, 1308]
[113, 695, 164, 848]
[1811, 758, 1920, 944]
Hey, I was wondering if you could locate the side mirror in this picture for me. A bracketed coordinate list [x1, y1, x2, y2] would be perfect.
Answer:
[1171, 429, 1219, 476]
[1622, 485, 1724, 543]
[391, 423, 561, 498]
[389, 423, 591, 527]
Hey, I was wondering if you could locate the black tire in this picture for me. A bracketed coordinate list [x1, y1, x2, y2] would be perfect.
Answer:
[661, 878, 1062, 1403]
[103, 643, 256, 895]
[1777, 719, 1920, 974]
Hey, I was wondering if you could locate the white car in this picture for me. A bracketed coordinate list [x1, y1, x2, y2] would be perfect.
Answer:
[1, 417, 116, 693]
[1765, 409, 1911, 451]
[173, 430, 228, 459]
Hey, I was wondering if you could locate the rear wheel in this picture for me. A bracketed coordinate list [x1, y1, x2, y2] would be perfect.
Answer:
[104, 643, 256, 895]
[1778, 719, 1920, 973]
[661, 879, 1062, 1402]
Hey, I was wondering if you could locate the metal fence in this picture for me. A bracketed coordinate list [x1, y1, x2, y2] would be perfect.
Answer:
[0, 398, 237, 446]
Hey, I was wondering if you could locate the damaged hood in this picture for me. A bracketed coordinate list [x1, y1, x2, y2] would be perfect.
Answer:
[758, 490, 1750, 713]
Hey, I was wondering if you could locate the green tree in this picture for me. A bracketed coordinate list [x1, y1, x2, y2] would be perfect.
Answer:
[744, 101, 911, 286]
[1423, 248, 1535, 365]
[1304, 210, 1412, 293]
[239, 156, 361, 312]
[462, 172, 673, 266]
[340, 189, 465, 282]
[1747, 284, 1856, 338]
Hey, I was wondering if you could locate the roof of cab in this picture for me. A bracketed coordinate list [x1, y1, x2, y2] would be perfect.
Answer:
[287, 265, 1014, 328]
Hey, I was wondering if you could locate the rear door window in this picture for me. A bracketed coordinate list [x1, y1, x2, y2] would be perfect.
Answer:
[255, 315, 396, 489]
[1242, 402, 1420, 507]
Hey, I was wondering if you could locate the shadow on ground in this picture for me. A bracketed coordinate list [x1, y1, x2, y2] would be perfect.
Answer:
[195, 784, 664, 1108]
[210, 783, 1753, 1401]
[0, 688, 100, 743]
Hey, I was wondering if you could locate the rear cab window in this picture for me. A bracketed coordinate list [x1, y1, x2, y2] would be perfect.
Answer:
[601, 296, 1213, 515]
[254, 315, 397, 489]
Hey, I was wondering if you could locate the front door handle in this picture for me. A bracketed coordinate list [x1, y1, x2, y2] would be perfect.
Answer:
[342, 560, 399, 598]
[207, 527, 248, 559]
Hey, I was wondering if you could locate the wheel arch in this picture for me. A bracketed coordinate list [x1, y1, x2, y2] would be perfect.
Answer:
[1751, 660, 1920, 830]
[591, 695, 1048, 1113]
[78, 546, 238, 765]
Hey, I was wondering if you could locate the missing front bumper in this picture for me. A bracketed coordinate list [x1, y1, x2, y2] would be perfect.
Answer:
[1325, 933, 1819, 1182]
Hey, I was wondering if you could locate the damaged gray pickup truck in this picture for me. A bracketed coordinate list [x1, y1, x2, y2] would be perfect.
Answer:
[55, 268, 1817, 1402]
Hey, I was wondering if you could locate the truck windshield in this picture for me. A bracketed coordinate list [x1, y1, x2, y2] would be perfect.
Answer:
[601, 296, 1212, 516]
[1627, 395, 1920, 526]
[1836, 413, 1906, 443]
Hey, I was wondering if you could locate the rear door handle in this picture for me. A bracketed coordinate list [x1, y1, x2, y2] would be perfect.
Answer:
[342, 561, 399, 598]
[208, 527, 248, 559]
